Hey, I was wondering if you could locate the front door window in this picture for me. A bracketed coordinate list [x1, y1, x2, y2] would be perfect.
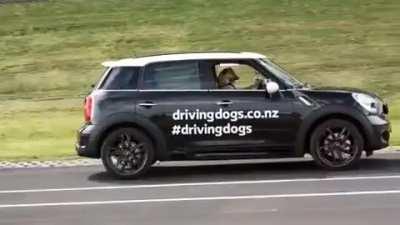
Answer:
[215, 63, 265, 90]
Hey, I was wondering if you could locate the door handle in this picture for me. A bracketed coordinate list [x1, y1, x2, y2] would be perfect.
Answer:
[138, 102, 157, 108]
[216, 100, 233, 106]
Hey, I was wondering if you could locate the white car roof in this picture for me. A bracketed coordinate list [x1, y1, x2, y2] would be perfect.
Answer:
[102, 52, 266, 67]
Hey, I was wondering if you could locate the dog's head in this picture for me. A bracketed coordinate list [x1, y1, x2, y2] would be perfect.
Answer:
[217, 68, 239, 87]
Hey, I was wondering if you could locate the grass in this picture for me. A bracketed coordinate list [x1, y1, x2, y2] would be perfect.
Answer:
[390, 100, 400, 146]
[0, 98, 82, 160]
[0, 0, 399, 160]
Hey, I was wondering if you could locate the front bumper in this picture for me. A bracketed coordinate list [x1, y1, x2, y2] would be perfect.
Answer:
[366, 115, 391, 151]
[75, 124, 101, 158]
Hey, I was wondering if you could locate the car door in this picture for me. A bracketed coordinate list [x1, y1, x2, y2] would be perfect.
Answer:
[206, 60, 298, 151]
[135, 60, 217, 152]
[206, 90, 297, 150]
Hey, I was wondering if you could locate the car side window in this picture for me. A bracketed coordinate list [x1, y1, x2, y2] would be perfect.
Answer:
[214, 63, 265, 90]
[99, 67, 139, 90]
[143, 61, 212, 90]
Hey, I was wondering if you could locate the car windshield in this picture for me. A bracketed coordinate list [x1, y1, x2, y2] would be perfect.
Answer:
[258, 59, 305, 89]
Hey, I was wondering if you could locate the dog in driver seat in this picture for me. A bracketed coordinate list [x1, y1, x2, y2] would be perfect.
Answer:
[217, 68, 239, 89]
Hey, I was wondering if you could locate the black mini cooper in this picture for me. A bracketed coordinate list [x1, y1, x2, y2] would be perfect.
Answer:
[76, 52, 390, 178]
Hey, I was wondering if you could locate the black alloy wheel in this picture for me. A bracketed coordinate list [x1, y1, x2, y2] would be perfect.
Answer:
[310, 119, 364, 169]
[101, 128, 154, 179]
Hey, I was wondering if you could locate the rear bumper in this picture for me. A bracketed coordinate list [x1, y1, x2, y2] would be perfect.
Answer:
[75, 124, 101, 158]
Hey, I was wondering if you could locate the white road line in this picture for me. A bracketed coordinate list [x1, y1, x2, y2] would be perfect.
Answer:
[1, 190, 400, 208]
[2, 175, 400, 194]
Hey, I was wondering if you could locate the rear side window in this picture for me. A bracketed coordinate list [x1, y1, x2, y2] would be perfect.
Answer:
[100, 67, 139, 90]
[143, 61, 204, 89]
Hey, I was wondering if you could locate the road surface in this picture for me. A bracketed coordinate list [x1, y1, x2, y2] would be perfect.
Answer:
[1, 153, 400, 225]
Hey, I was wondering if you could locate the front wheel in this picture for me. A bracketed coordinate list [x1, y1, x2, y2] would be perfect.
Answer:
[101, 127, 154, 179]
[310, 119, 364, 170]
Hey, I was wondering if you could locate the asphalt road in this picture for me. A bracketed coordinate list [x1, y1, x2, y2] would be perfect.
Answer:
[1, 153, 400, 225]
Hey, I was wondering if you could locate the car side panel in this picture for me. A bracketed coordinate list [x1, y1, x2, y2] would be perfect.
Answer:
[135, 90, 222, 153]
[91, 90, 137, 125]
[77, 112, 169, 160]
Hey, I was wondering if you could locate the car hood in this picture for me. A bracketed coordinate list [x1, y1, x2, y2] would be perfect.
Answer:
[296, 86, 384, 106]
[309, 86, 382, 100]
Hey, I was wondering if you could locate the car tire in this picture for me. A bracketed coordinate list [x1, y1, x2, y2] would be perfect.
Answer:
[101, 127, 154, 179]
[310, 119, 364, 170]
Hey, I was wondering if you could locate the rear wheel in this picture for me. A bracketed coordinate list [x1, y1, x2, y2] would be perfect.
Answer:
[101, 127, 154, 179]
[310, 119, 364, 169]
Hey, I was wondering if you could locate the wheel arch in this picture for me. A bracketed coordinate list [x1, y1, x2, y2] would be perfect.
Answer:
[94, 113, 168, 160]
[295, 107, 371, 156]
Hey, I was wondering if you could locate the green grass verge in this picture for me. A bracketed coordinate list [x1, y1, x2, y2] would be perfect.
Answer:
[392, 121, 400, 146]
[0, 0, 399, 160]
[390, 99, 400, 146]
[0, 99, 82, 160]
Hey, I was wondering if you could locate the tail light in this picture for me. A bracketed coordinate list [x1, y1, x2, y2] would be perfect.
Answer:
[84, 95, 93, 123]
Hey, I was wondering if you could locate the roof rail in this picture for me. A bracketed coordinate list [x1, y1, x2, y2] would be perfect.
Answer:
[132, 51, 242, 58]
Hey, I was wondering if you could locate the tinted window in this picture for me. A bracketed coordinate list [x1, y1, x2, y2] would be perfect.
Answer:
[143, 61, 203, 89]
[100, 67, 139, 90]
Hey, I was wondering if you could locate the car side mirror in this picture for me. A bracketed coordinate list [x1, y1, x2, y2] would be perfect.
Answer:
[264, 80, 280, 95]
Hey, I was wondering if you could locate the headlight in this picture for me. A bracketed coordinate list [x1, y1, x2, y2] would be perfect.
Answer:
[352, 93, 382, 114]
